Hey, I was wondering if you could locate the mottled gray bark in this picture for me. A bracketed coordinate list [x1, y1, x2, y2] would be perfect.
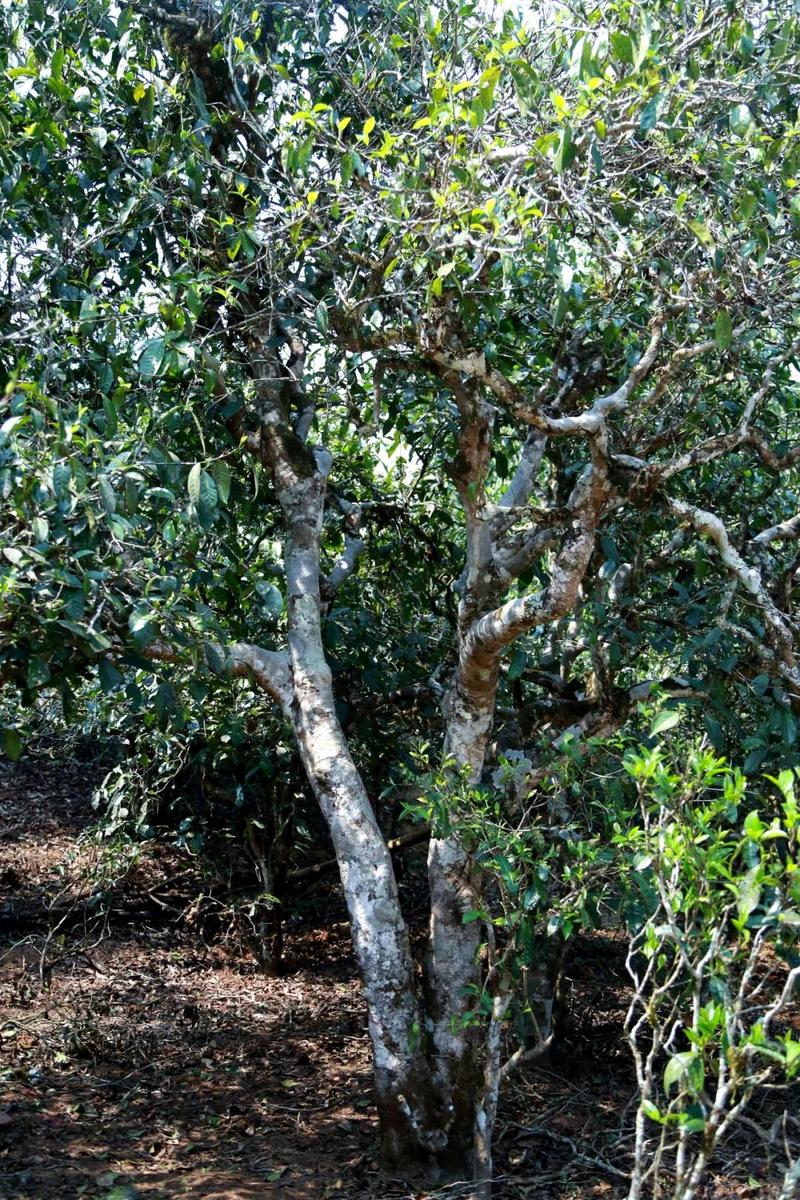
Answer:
[248, 335, 444, 1164]
[280, 459, 442, 1161]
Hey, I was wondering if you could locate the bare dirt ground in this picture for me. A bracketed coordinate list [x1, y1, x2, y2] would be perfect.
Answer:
[0, 753, 793, 1199]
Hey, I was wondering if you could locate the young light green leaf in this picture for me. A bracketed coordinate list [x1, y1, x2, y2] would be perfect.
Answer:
[187, 463, 202, 507]
[729, 104, 753, 136]
[650, 709, 682, 736]
[688, 220, 715, 249]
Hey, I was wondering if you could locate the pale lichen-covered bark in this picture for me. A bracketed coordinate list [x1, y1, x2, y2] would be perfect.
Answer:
[425, 342, 616, 1177]
[247, 334, 443, 1162]
[424, 375, 499, 1166]
[281, 462, 441, 1159]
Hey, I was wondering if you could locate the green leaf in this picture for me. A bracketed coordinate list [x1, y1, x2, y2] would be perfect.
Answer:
[27, 656, 51, 688]
[31, 517, 49, 543]
[187, 463, 202, 507]
[554, 125, 577, 173]
[744, 809, 764, 840]
[315, 301, 329, 334]
[98, 659, 123, 693]
[633, 24, 651, 69]
[650, 709, 682, 736]
[785, 1038, 800, 1077]
[715, 309, 733, 351]
[138, 338, 165, 380]
[462, 908, 488, 924]
[639, 95, 659, 133]
[611, 32, 634, 64]
[52, 461, 71, 498]
[79, 295, 99, 333]
[186, 465, 217, 520]
[204, 643, 227, 677]
[210, 460, 232, 505]
[664, 1051, 704, 1096]
[124, 478, 140, 514]
[1, 728, 23, 762]
[99, 476, 117, 515]
[103, 396, 118, 433]
[729, 104, 753, 136]
[154, 682, 177, 726]
[703, 713, 725, 751]
[736, 865, 762, 925]
[129, 607, 154, 635]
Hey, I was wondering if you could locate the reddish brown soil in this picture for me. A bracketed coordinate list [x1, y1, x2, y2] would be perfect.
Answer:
[0, 754, 795, 1199]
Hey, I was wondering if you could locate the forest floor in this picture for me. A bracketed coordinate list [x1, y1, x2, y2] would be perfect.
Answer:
[0, 752, 794, 1200]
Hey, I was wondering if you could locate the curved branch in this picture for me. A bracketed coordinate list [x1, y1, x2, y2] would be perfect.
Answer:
[321, 499, 368, 600]
[746, 430, 800, 473]
[498, 431, 547, 509]
[469, 520, 596, 656]
[146, 640, 293, 713]
[752, 511, 800, 547]
[668, 499, 795, 666]
[428, 303, 682, 437]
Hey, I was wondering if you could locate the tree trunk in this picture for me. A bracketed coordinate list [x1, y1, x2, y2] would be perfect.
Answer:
[279, 456, 444, 1163]
[427, 639, 502, 1174]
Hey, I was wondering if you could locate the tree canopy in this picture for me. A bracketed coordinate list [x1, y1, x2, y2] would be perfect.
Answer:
[3, 0, 800, 762]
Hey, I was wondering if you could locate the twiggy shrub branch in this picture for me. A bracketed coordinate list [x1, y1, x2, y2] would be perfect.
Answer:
[618, 746, 800, 1200]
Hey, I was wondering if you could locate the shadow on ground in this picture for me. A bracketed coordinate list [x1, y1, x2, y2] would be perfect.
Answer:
[0, 755, 792, 1199]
